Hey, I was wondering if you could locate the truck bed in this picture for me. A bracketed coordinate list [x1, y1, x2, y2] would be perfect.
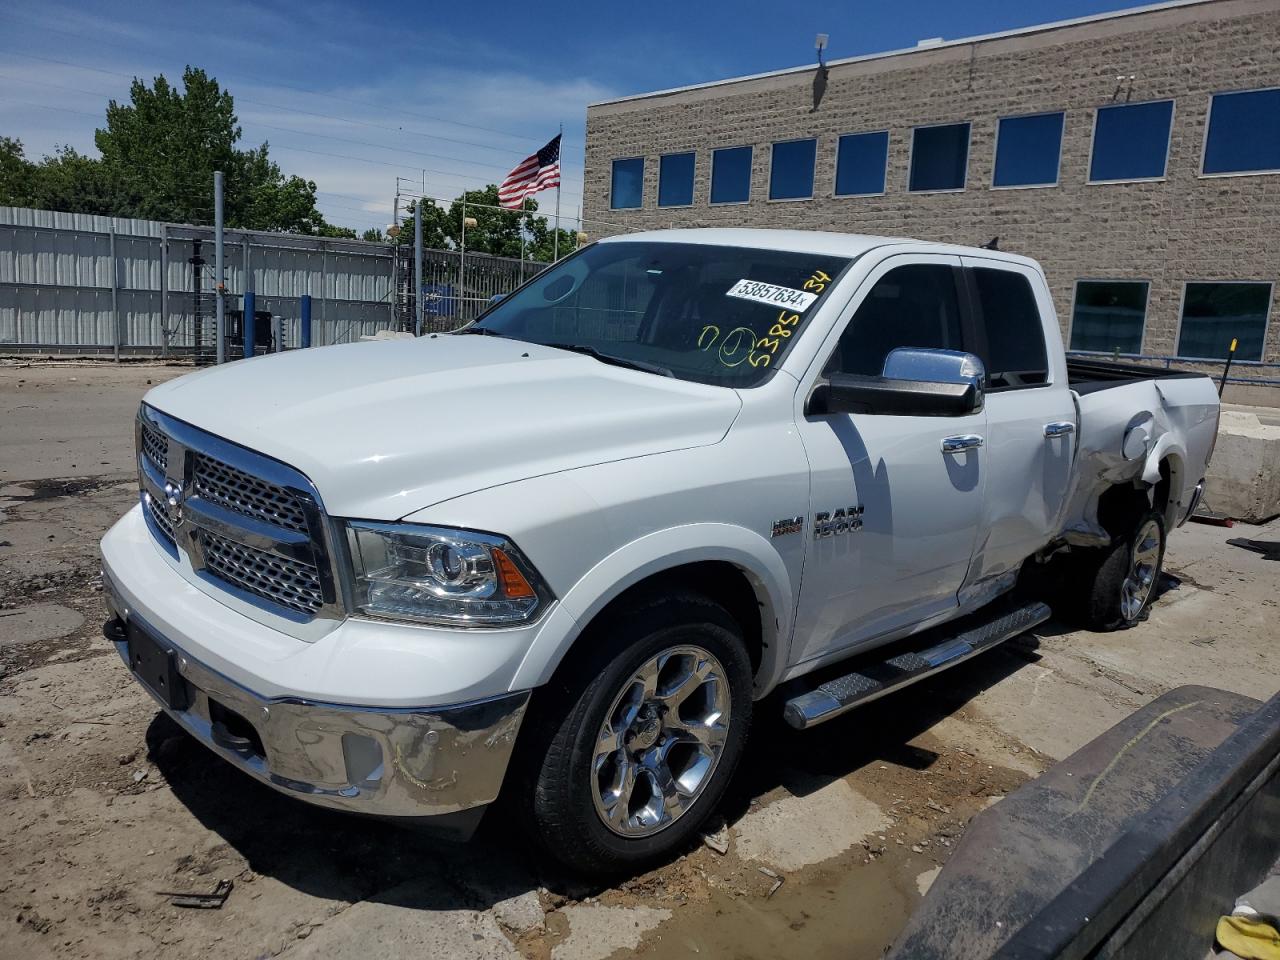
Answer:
[1066, 356, 1210, 396]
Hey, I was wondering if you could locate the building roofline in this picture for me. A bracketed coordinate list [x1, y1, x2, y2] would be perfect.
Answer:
[588, 0, 1219, 108]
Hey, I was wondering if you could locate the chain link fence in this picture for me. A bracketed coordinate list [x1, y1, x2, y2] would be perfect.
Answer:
[394, 246, 549, 334]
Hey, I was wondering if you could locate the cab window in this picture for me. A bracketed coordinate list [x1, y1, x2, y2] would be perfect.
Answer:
[970, 268, 1049, 389]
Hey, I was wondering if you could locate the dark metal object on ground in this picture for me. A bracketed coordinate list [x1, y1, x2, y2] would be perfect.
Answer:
[1190, 509, 1235, 527]
[157, 878, 233, 909]
[889, 685, 1280, 960]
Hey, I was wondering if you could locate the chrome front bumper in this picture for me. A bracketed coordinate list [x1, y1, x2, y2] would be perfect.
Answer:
[104, 602, 529, 835]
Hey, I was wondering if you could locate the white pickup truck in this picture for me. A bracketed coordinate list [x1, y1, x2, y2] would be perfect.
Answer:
[101, 229, 1220, 874]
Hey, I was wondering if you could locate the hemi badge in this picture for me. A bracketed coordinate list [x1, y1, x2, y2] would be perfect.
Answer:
[771, 516, 804, 538]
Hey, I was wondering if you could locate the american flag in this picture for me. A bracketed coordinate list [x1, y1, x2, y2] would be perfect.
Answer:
[497, 134, 561, 209]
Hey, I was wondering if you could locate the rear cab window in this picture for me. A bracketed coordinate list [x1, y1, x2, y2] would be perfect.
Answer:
[969, 267, 1049, 390]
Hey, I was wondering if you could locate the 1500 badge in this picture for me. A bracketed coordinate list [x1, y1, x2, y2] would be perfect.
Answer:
[814, 506, 864, 538]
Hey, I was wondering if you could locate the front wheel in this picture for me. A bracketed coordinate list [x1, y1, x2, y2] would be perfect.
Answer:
[518, 592, 752, 877]
[1077, 509, 1167, 631]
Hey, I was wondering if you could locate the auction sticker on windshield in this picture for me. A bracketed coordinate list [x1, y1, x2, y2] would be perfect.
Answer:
[725, 279, 819, 312]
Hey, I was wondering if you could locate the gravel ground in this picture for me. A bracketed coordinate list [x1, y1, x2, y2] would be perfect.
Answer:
[1, 360, 1276, 960]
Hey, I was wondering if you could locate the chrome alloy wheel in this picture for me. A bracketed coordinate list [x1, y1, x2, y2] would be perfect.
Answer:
[1120, 518, 1162, 622]
[591, 645, 731, 838]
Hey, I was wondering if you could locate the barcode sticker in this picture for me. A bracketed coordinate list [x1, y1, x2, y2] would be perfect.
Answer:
[725, 279, 820, 312]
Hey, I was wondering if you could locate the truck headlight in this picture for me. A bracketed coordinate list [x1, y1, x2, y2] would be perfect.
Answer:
[345, 521, 552, 627]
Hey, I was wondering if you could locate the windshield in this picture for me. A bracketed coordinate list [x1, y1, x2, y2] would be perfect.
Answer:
[466, 241, 850, 387]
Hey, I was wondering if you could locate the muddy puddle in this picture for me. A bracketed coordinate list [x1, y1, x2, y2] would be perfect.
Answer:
[634, 854, 915, 959]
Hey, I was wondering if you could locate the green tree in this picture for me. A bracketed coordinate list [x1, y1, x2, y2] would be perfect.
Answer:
[0, 137, 35, 204]
[445, 185, 527, 258]
[361, 227, 385, 243]
[93, 67, 349, 233]
[393, 198, 450, 249]
[527, 222, 583, 262]
[94, 68, 235, 223]
[0, 137, 117, 214]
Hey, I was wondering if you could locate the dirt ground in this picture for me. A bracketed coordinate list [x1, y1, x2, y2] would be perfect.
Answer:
[1, 360, 1277, 960]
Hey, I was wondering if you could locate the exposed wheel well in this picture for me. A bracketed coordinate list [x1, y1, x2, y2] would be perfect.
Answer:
[1096, 457, 1174, 540]
[562, 562, 767, 678]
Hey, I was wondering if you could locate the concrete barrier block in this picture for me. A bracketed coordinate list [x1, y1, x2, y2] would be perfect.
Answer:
[1203, 407, 1280, 523]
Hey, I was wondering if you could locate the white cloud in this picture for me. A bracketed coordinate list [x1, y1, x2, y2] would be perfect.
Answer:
[0, 0, 610, 233]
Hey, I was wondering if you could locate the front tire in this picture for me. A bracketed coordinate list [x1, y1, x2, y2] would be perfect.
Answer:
[1077, 509, 1167, 631]
[519, 591, 752, 877]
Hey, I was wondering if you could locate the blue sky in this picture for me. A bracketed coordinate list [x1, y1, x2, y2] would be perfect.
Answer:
[1, 0, 1150, 233]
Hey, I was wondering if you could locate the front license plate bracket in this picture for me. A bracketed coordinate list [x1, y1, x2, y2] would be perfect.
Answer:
[127, 622, 191, 711]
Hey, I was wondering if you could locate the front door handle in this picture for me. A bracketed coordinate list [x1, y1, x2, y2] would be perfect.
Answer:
[1044, 421, 1076, 438]
[941, 434, 984, 454]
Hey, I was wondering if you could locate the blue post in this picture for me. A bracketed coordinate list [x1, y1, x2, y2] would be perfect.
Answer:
[243, 291, 256, 359]
[300, 294, 312, 348]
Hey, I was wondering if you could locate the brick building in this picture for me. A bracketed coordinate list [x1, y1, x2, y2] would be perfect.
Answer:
[583, 0, 1280, 367]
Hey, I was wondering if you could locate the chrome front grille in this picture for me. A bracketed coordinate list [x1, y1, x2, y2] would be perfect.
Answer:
[199, 531, 324, 616]
[135, 406, 338, 622]
[193, 453, 310, 534]
[141, 422, 168, 473]
[145, 490, 177, 546]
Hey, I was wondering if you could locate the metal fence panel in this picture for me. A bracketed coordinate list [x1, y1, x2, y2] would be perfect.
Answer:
[1, 206, 554, 354]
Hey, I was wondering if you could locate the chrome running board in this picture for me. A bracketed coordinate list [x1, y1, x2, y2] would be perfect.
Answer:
[782, 602, 1052, 730]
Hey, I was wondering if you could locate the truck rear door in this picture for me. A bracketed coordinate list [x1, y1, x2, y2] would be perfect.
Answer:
[958, 258, 1076, 595]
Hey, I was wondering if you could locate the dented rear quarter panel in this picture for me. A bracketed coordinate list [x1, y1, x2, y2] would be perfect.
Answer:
[1063, 375, 1220, 544]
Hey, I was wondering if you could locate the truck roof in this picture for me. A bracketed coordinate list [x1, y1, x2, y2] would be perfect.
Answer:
[599, 228, 1041, 269]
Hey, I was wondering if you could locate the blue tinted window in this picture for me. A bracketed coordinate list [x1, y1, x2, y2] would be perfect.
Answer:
[769, 139, 816, 200]
[1204, 89, 1280, 175]
[1070, 280, 1148, 354]
[834, 131, 888, 196]
[1090, 101, 1173, 181]
[610, 157, 643, 209]
[909, 123, 970, 191]
[711, 145, 747, 203]
[711, 146, 752, 204]
[1177, 282, 1271, 361]
[658, 152, 695, 207]
[993, 113, 1064, 187]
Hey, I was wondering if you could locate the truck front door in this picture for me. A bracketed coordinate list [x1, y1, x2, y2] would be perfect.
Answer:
[790, 254, 987, 667]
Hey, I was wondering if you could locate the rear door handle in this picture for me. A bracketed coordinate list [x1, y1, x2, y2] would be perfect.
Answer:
[941, 434, 984, 454]
[1044, 421, 1075, 438]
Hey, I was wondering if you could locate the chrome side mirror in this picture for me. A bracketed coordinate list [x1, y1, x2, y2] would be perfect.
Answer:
[882, 348, 986, 414]
[811, 347, 986, 418]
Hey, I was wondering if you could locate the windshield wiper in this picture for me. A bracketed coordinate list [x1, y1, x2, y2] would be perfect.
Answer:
[454, 325, 506, 337]
[543, 342, 675, 378]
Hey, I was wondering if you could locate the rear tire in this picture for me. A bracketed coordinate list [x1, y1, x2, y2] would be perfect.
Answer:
[1075, 509, 1166, 631]
[516, 591, 753, 878]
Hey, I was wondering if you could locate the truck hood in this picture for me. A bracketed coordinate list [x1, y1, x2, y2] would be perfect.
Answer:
[144, 336, 742, 519]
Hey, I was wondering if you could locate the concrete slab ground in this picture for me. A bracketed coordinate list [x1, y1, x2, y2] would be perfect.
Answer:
[734, 778, 891, 871]
[1, 361, 1276, 960]
[289, 879, 520, 960]
[551, 904, 671, 960]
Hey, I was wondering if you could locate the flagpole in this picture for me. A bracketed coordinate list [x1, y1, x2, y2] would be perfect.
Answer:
[520, 196, 527, 279]
[553, 123, 562, 263]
